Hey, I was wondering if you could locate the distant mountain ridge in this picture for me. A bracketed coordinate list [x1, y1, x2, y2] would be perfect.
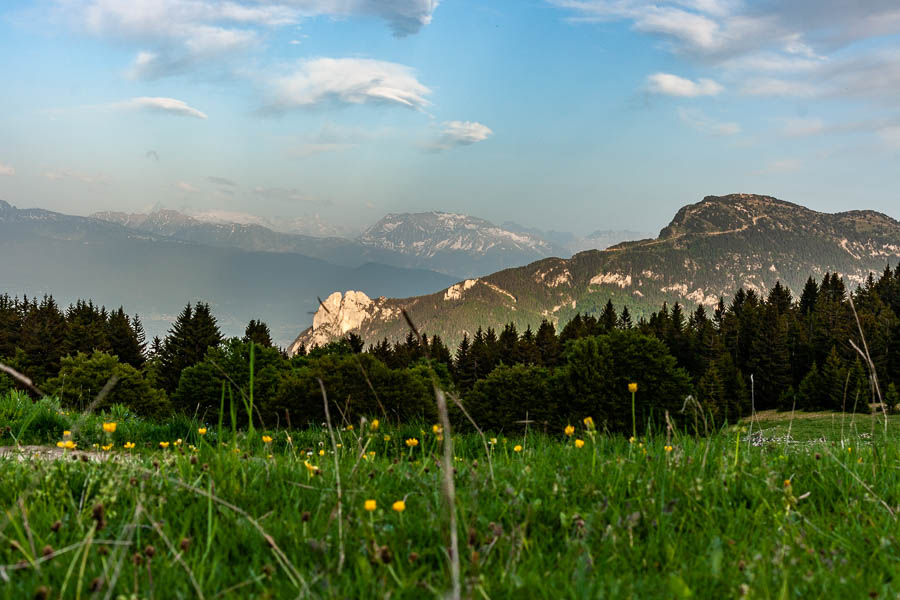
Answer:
[93, 208, 602, 279]
[1, 199, 454, 345]
[290, 193, 900, 351]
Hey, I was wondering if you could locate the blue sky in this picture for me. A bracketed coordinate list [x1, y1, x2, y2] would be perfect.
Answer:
[1, 0, 899, 236]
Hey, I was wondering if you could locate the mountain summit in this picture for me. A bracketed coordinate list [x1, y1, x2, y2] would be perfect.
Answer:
[290, 194, 900, 351]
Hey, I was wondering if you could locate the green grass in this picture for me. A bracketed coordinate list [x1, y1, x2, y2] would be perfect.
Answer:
[1, 393, 899, 598]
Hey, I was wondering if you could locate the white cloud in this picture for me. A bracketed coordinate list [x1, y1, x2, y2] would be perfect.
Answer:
[0, 163, 15, 176]
[879, 126, 900, 149]
[123, 97, 208, 119]
[59, 0, 438, 77]
[270, 58, 431, 111]
[677, 108, 739, 135]
[43, 170, 109, 185]
[647, 72, 722, 96]
[176, 181, 199, 192]
[430, 121, 493, 150]
[739, 78, 819, 97]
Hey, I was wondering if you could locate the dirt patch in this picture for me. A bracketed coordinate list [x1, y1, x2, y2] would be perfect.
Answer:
[0, 445, 112, 462]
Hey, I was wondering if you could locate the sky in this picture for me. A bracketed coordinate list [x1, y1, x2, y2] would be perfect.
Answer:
[1, 0, 900, 237]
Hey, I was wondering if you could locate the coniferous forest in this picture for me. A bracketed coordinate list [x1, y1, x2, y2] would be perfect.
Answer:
[2, 266, 899, 434]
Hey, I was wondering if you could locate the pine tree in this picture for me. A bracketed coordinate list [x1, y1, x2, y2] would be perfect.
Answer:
[244, 319, 274, 348]
[64, 300, 109, 357]
[599, 299, 617, 333]
[18, 295, 68, 384]
[453, 334, 475, 391]
[107, 307, 145, 368]
[158, 302, 223, 394]
[535, 320, 561, 366]
[618, 306, 633, 330]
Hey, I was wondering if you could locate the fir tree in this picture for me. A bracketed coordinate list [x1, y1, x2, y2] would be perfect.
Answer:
[244, 319, 274, 348]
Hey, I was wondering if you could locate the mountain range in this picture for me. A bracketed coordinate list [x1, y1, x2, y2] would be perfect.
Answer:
[290, 193, 900, 352]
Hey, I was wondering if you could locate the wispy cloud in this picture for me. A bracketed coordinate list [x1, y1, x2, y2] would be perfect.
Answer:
[207, 176, 237, 186]
[779, 117, 825, 137]
[176, 181, 199, 192]
[59, 0, 438, 78]
[120, 97, 208, 119]
[429, 121, 493, 151]
[268, 58, 431, 111]
[646, 73, 722, 97]
[0, 162, 14, 176]
[677, 108, 739, 135]
[43, 169, 109, 185]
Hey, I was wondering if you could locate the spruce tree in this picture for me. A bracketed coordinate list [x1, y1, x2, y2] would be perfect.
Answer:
[106, 307, 145, 368]
[244, 319, 274, 348]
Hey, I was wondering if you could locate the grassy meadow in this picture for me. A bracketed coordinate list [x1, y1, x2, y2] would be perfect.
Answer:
[1, 392, 899, 599]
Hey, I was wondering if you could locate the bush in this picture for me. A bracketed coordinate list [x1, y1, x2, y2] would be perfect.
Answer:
[44, 351, 170, 418]
[462, 364, 562, 433]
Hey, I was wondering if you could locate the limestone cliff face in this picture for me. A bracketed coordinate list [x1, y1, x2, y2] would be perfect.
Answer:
[290, 291, 400, 354]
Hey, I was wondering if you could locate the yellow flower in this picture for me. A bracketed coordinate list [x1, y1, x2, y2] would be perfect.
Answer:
[847, 447, 852, 453]
[432, 424, 442, 435]
[857, 457, 863, 464]
[368, 451, 376, 457]
[574, 439, 585, 448]
[56, 441, 65, 448]
[784, 479, 792, 488]
[62, 430, 71, 438]
[101, 444, 113, 451]
[371, 419, 379, 430]
[174, 439, 183, 446]
[628, 382, 638, 393]
[304, 461, 320, 474]
[392, 500, 406, 512]
[262, 435, 273, 444]
[564, 425, 575, 437]
[346, 425, 354, 431]
[664, 445, 673, 453]
[57, 440, 76, 450]
[102, 422, 116, 433]
[383, 435, 391, 442]
[629, 436, 636, 444]
[159, 441, 170, 449]
[319, 449, 325, 456]
[198, 428, 207, 435]
[364, 499, 377, 512]
[405, 438, 419, 447]
[513, 445, 523, 452]
[583, 416, 595, 430]
[489, 438, 497, 445]
[124, 442, 135, 449]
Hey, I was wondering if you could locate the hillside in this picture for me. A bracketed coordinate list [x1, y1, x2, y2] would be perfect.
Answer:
[1, 200, 454, 345]
[290, 193, 900, 351]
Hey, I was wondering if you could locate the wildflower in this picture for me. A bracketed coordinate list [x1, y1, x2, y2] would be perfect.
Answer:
[405, 438, 419, 448]
[368, 451, 376, 458]
[583, 416, 595, 430]
[564, 425, 575, 436]
[102, 422, 116, 433]
[628, 383, 638, 393]
[371, 419, 380, 430]
[574, 439, 585, 448]
[489, 438, 497, 445]
[364, 499, 377, 512]
[857, 457, 863, 464]
[319, 449, 325, 456]
[304, 461, 320, 474]
[262, 435, 273, 444]
[784, 479, 792, 487]
[198, 428, 207, 435]
[174, 439, 183, 446]
[62, 430, 71, 438]
[847, 447, 852, 453]
[159, 442, 169, 449]
[347, 425, 354, 431]
[101, 444, 113, 451]
[664, 445, 673, 453]
[124, 442, 135, 449]
[432, 424, 442, 435]
[629, 436, 636, 444]
[336, 443, 342, 448]
[392, 500, 406, 512]
[383, 435, 391, 442]
[513, 445, 523, 453]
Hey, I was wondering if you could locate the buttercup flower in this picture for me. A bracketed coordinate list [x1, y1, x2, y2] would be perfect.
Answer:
[364, 499, 377, 512]
[124, 442, 135, 449]
[198, 428, 207, 435]
[159, 442, 170, 449]
[664, 445, 673, 453]
[262, 435, 273, 444]
[628, 383, 638, 393]
[62, 430, 71, 438]
[432, 424, 442, 435]
[392, 500, 406, 512]
[319, 449, 325, 456]
[574, 439, 585, 448]
[513, 445, 523, 453]
[583, 416, 595, 430]
[383, 435, 391, 442]
[564, 425, 575, 437]
[101, 444, 113, 451]
[102, 422, 116, 433]
[405, 438, 419, 448]
[371, 419, 379, 430]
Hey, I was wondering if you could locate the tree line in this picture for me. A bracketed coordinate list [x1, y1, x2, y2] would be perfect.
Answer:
[1, 265, 898, 433]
